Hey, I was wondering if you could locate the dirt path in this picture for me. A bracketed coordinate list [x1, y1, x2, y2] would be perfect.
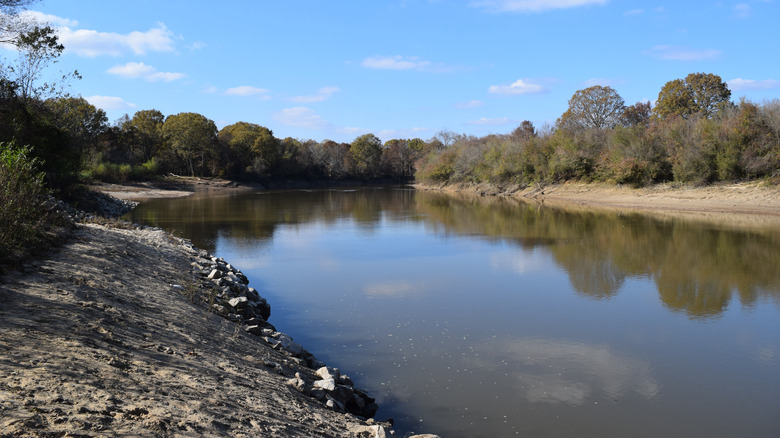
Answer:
[0, 223, 393, 437]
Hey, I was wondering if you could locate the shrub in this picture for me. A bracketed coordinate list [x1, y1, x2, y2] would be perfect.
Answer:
[0, 143, 68, 264]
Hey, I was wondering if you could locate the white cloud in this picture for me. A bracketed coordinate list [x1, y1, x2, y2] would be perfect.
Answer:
[472, 0, 608, 13]
[734, 3, 751, 18]
[362, 55, 432, 71]
[727, 78, 780, 91]
[624, 8, 644, 16]
[107, 62, 155, 78]
[467, 117, 511, 125]
[290, 86, 340, 103]
[273, 107, 329, 129]
[85, 95, 137, 111]
[488, 78, 546, 95]
[647, 45, 721, 61]
[468, 338, 659, 405]
[106, 62, 185, 82]
[224, 85, 271, 98]
[20, 11, 78, 27]
[57, 22, 176, 57]
[456, 100, 484, 109]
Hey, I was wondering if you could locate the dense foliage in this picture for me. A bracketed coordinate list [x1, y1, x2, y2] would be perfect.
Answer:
[417, 97, 780, 187]
[0, 143, 69, 264]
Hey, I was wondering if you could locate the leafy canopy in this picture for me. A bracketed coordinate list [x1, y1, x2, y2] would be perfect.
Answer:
[654, 72, 731, 120]
[557, 85, 625, 132]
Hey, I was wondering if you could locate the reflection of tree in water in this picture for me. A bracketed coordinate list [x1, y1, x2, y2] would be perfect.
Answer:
[126, 187, 417, 253]
[130, 188, 780, 319]
[553, 243, 626, 299]
[414, 191, 780, 319]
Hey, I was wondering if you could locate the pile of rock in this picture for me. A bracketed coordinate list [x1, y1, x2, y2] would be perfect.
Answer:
[189, 251, 380, 419]
[288, 365, 378, 419]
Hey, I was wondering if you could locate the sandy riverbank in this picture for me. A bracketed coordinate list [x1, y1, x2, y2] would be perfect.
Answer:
[0, 221, 404, 437]
[416, 180, 780, 228]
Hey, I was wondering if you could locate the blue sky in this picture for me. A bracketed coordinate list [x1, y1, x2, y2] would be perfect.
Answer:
[11, 0, 780, 143]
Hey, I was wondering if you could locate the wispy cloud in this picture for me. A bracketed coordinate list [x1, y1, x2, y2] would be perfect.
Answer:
[467, 117, 511, 126]
[362, 55, 431, 71]
[273, 107, 329, 129]
[20, 11, 78, 27]
[85, 95, 137, 111]
[361, 55, 457, 72]
[646, 45, 721, 61]
[290, 86, 340, 103]
[488, 78, 546, 95]
[456, 100, 484, 109]
[472, 0, 608, 13]
[734, 3, 751, 18]
[623, 8, 644, 16]
[107, 62, 185, 82]
[56, 22, 177, 57]
[224, 85, 271, 98]
[727, 78, 780, 91]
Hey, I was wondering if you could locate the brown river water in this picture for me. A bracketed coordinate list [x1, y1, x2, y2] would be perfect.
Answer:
[125, 186, 780, 438]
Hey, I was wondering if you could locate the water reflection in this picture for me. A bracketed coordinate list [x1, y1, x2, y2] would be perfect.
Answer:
[413, 191, 780, 319]
[127, 188, 780, 320]
[469, 338, 660, 405]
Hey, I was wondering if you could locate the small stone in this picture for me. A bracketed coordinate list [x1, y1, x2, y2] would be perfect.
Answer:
[313, 378, 336, 391]
[228, 296, 248, 309]
[207, 269, 221, 279]
[315, 366, 341, 381]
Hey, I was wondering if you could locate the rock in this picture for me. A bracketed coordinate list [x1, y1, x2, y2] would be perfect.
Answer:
[349, 425, 388, 438]
[339, 374, 354, 387]
[276, 334, 304, 356]
[330, 384, 355, 406]
[325, 394, 345, 412]
[315, 366, 341, 381]
[313, 378, 336, 391]
[287, 372, 307, 392]
[228, 296, 248, 309]
[207, 269, 221, 279]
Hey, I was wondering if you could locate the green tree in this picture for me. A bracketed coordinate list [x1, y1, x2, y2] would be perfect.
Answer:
[123, 109, 165, 163]
[654, 73, 731, 120]
[350, 133, 382, 177]
[622, 101, 652, 126]
[218, 122, 278, 178]
[162, 112, 217, 176]
[557, 85, 625, 132]
[44, 96, 108, 161]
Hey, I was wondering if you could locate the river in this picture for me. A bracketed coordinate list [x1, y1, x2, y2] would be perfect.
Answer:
[124, 186, 780, 438]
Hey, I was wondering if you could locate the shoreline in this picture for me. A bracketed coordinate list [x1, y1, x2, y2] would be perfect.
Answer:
[0, 221, 417, 437]
[96, 177, 780, 222]
[414, 180, 780, 228]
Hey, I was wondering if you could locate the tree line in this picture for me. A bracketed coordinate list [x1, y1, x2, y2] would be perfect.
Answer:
[2, 0, 779, 195]
[417, 74, 780, 187]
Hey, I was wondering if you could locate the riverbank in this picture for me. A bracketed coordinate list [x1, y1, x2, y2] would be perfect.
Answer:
[0, 218, 413, 437]
[415, 180, 780, 227]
